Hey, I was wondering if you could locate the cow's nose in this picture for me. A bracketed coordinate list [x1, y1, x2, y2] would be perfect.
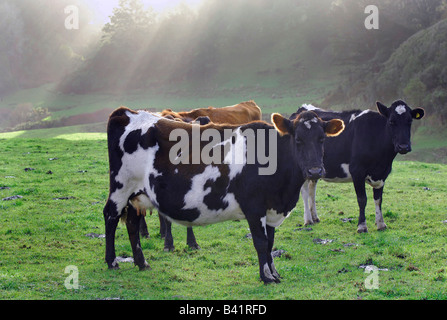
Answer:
[397, 144, 411, 154]
[307, 167, 324, 180]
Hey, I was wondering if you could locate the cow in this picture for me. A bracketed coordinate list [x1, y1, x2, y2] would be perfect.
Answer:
[141, 101, 262, 252]
[103, 107, 344, 283]
[291, 100, 425, 233]
[159, 100, 261, 125]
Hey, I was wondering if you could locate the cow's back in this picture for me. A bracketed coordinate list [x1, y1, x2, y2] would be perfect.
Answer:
[178, 101, 262, 125]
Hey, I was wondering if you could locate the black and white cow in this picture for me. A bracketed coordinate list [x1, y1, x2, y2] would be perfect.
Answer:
[291, 100, 424, 233]
[103, 107, 344, 283]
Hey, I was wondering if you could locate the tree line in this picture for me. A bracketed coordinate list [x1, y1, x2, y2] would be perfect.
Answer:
[2, 0, 447, 122]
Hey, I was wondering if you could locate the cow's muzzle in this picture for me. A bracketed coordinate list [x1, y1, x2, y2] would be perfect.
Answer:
[305, 167, 325, 181]
[396, 144, 411, 154]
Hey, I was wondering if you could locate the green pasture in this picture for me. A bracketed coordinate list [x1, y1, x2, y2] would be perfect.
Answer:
[1, 137, 447, 300]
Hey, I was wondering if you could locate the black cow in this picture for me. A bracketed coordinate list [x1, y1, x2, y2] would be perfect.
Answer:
[103, 107, 344, 283]
[291, 100, 424, 233]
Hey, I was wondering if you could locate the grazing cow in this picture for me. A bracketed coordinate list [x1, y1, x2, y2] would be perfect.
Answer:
[291, 100, 424, 233]
[103, 107, 344, 283]
[141, 101, 262, 251]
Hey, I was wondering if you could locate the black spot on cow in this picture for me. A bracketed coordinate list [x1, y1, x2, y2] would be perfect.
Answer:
[140, 127, 157, 150]
[203, 174, 230, 211]
[124, 129, 142, 154]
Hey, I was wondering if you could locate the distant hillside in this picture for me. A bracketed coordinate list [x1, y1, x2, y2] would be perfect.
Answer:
[324, 17, 447, 125]
[372, 18, 447, 124]
[2, 0, 447, 137]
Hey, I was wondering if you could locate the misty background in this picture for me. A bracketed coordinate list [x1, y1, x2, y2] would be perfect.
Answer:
[1, 0, 447, 161]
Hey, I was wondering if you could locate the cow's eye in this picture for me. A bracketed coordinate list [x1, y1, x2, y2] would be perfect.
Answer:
[295, 137, 303, 145]
[389, 120, 396, 126]
[319, 137, 325, 144]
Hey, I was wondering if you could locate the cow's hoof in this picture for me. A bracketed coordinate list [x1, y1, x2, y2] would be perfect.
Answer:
[138, 262, 151, 271]
[357, 224, 368, 233]
[262, 277, 279, 285]
[188, 243, 201, 250]
[164, 245, 175, 252]
[107, 260, 120, 270]
[304, 220, 314, 226]
[108, 264, 120, 270]
[377, 223, 387, 231]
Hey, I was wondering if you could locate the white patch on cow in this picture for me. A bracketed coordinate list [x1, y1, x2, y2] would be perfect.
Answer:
[223, 128, 246, 180]
[366, 176, 384, 189]
[308, 180, 318, 221]
[323, 163, 353, 183]
[395, 105, 407, 115]
[183, 165, 221, 210]
[374, 198, 387, 230]
[266, 209, 289, 228]
[349, 110, 371, 123]
[110, 110, 162, 216]
[263, 263, 273, 279]
[260, 216, 267, 237]
[341, 163, 351, 179]
[301, 181, 312, 225]
[301, 104, 320, 111]
[301, 180, 319, 225]
[302, 117, 318, 129]
[174, 168, 179, 174]
[119, 110, 161, 152]
[374, 199, 382, 218]
[179, 165, 244, 226]
[111, 144, 161, 214]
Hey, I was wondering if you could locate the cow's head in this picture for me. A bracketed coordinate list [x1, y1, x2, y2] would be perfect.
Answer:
[272, 111, 345, 180]
[160, 109, 211, 125]
[377, 100, 425, 154]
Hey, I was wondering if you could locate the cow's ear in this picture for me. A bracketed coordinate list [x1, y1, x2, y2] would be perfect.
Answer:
[324, 119, 345, 137]
[272, 113, 293, 136]
[376, 102, 389, 118]
[411, 108, 425, 120]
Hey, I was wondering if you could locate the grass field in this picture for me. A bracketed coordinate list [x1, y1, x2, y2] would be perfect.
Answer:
[1, 136, 447, 300]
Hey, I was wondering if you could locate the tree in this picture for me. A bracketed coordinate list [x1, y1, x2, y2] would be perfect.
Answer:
[101, 0, 155, 47]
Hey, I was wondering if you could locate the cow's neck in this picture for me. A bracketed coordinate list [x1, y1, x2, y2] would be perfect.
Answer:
[381, 120, 399, 163]
[278, 136, 304, 195]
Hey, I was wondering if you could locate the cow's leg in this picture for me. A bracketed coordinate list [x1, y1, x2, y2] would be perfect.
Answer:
[139, 217, 150, 239]
[158, 213, 166, 239]
[266, 225, 281, 281]
[373, 187, 387, 231]
[163, 219, 175, 252]
[308, 180, 320, 223]
[186, 227, 200, 250]
[126, 205, 150, 270]
[104, 199, 120, 269]
[247, 214, 279, 284]
[353, 175, 368, 233]
[301, 181, 313, 225]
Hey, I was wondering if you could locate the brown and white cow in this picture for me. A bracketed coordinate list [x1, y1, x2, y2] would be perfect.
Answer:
[142, 101, 262, 251]
[103, 107, 344, 283]
[159, 100, 261, 125]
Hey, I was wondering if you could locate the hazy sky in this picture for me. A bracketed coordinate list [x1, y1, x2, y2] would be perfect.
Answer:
[87, 0, 203, 23]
